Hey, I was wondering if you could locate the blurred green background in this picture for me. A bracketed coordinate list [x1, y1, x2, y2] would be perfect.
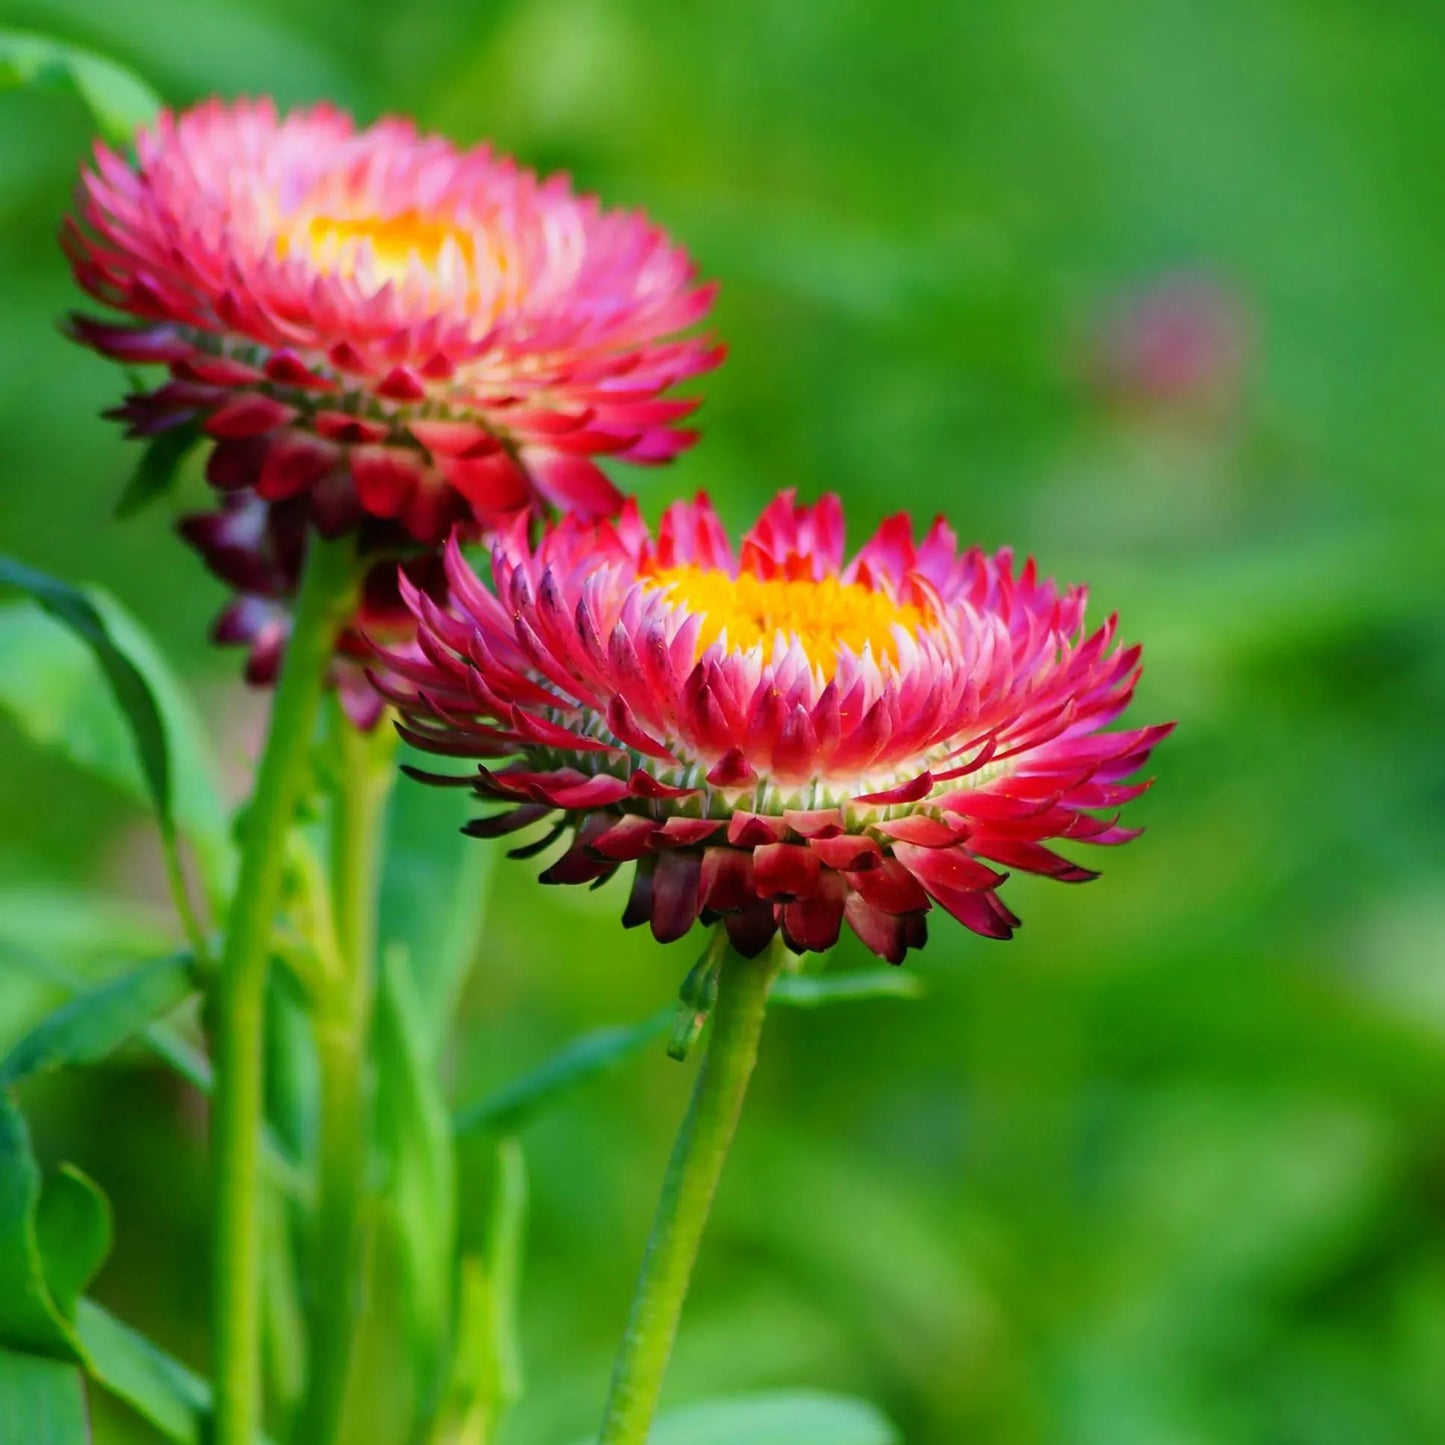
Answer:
[3, 1, 1445, 1441]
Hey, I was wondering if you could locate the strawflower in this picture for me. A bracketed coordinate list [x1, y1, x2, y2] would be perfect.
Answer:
[375, 491, 1171, 963]
[66, 98, 720, 542]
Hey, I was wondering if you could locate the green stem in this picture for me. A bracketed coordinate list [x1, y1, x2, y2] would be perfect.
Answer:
[291, 703, 394, 1445]
[598, 935, 786, 1445]
[211, 534, 356, 1445]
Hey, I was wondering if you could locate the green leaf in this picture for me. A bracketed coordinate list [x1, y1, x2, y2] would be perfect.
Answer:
[77, 1299, 283, 1444]
[115, 428, 199, 520]
[568, 1391, 899, 1445]
[454, 969, 922, 1139]
[75, 1300, 207, 1445]
[0, 1349, 88, 1445]
[770, 969, 926, 1008]
[35, 1170, 111, 1325]
[442, 1138, 528, 1441]
[0, 1098, 77, 1360]
[453, 1010, 671, 1139]
[373, 947, 457, 1412]
[0, 954, 195, 1091]
[378, 761, 495, 1060]
[0, 28, 160, 144]
[0, 583, 235, 903]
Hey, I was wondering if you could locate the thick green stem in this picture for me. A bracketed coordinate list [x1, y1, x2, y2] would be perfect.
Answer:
[211, 534, 355, 1445]
[598, 936, 785, 1445]
[292, 705, 394, 1445]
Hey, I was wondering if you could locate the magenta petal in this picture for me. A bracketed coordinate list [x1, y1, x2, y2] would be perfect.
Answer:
[705, 748, 758, 788]
[853, 770, 934, 806]
[892, 842, 1006, 893]
[541, 773, 632, 809]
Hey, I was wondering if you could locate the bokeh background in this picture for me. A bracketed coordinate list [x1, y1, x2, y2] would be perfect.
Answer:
[3, 1, 1445, 1441]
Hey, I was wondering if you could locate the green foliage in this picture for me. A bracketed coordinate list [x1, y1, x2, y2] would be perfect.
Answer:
[114, 428, 200, 522]
[0, 1350, 88, 1445]
[0, 580, 234, 903]
[372, 947, 458, 1418]
[378, 759, 495, 1060]
[0, 1095, 96, 1361]
[455, 969, 923, 1138]
[0, 28, 159, 143]
[570, 1391, 899, 1445]
[438, 1139, 528, 1444]
[0, 953, 195, 1090]
[76, 1301, 212, 1445]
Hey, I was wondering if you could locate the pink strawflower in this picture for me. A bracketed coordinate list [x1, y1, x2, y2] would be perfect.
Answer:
[374, 492, 1171, 963]
[65, 98, 721, 543]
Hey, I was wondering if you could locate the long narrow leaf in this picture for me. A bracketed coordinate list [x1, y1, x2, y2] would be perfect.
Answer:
[78, 1300, 277, 1445]
[0, 578, 234, 903]
[454, 968, 923, 1138]
[0, 28, 161, 144]
[0, 953, 195, 1090]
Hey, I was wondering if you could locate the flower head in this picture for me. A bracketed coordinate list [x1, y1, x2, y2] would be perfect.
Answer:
[179, 490, 445, 729]
[66, 98, 720, 542]
[375, 492, 1171, 963]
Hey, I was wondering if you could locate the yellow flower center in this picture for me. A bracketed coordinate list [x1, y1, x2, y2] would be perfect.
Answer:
[646, 565, 932, 677]
[285, 210, 501, 291]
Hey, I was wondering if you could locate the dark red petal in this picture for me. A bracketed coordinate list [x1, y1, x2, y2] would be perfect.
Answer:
[967, 837, 1099, 882]
[591, 814, 659, 861]
[541, 774, 632, 809]
[727, 813, 786, 847]
[255, 433, 339, 501]
[847, 857, 929, 914]
[203, 392, 299, 439]
[540, 840, 617, 886]
[876, 814, 965, 847]
[206, 437, 267, 491]
[350, 445, 422, 517]
[705, 748, 758, 788]
[700, 847, 758, 913]
[656, 817, 724, 847]
[782, 809, 846, 839]
[810, 833, 882, 871]
[627, 771, 698, 800]
[622, 858, 655, 929]
[725, 904, 778, 957]
[752, 842, 821, 902]
[781, 872, 847, 953]
[460, 804, 553, 838]
[926, 885, 1018, 940]
[892, 842, 1006, 893]
[650, 848, 702, 943]
[853, 771, 934, 806]
[844, 896, 927, 964]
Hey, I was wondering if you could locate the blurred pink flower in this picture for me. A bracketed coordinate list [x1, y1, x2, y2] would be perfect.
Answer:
[1088, 270, 1250, 414]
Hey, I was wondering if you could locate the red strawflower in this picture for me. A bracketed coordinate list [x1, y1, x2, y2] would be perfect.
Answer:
[373, 492, 1171, 963]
